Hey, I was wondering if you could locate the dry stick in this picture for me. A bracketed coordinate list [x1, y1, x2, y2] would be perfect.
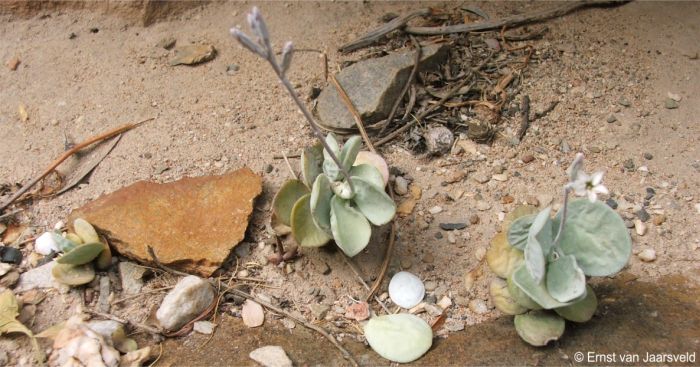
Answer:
[378, 37, 422, 137]
[517, 95, 531, 142]
[272, 153, 301, 159]
[0, 117, 154, 212]
[147, 246, 359, 367]
[329, 75, 377, 153]
[404, 1, 626, 35]
[338, 8, 433, 53]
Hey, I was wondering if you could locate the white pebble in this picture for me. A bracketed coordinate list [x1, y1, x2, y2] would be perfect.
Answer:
[35, 232, 58, 255]
[429, 206, 443, 215]
[634, 219, 647, 236]
[389, 271, 425, 309]
[638, 249, 656, 262]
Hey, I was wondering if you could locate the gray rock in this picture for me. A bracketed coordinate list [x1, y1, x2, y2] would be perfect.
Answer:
[98, 276, 111, 313]
[156, 275, 215, 330]
[664, 98, 679, 109]
[606, 114, 617, 123]
[316, 45, 448, 131]
[394, 176, 409, 196]
[424, 126, 454, 155]
[309, 304, 330, 320]
[249, 346, 292, 367]
[118, 261, 147, 295]
[15, 261, 55, 292]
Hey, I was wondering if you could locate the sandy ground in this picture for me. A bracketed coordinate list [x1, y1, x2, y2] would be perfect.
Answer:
[1, 1, 699, 365]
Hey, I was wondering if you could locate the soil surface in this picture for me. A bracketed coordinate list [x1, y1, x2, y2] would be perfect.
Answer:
[1, 1, 698, 366]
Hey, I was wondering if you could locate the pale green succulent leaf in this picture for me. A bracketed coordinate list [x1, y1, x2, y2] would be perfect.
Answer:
[330, 196, 371, 257]
[291, 194, 332, 248]
[310, 174, 333, 234]
[50, 232, 78, 253]
[524, 208, 553, 283]
[350, 164, 384, 190]
[507, 214, 536, 250]
[507, 274, 542, 310]
[554, 199, 632, 276]
[514, 310, 565, 347]
[322, 134, 341, 181]
[503, 205, 539, 234]
[301, 142, 324, 188]
[554, 285, 598, 322]
[352, 177, 396, 226]
[56, 242, 105, 265]
[51, 263, 95, 286]
[511, 264, 572, 310]
[339, 136, 362, 172]
[73, 218, 99, 244]
[272, 179, 309, 226]
[546, 254, 587, 303]
[363, 314, 433, 363]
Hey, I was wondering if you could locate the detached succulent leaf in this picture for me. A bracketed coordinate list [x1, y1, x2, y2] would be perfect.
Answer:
[507, 214, 536, 250]
[301, 142, 324, 188]
[511, 264, 572, 310]
[310, 174, 333, 234]
[272, 179, 309, 226]
[330, 196, 371, 257]
[350, 164, 384, 190]
[554, 199, 632, 276]
[514, 310, 565, 347]
[546, 254, 587, 303]
[554, 285, 598, 322]
[363, 314, 433, 363]
[352, 177, 396, 226]
[291, 194, 332, 248]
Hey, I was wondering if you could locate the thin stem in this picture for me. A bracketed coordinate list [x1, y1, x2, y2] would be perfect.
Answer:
[553, 186, 570, 247]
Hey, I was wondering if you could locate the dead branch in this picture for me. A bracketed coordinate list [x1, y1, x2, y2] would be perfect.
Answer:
[329, 75, 377, 153]
[378, 37, 422, 137]
[339, 8, 433, 53]
[0, 117, 154, 213]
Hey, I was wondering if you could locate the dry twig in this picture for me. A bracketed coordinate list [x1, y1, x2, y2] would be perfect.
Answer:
[517, 95, 531, 142]
[378, 36, 422, 137]
[329, 75, 377, 153]
[338, 8, 433, 53]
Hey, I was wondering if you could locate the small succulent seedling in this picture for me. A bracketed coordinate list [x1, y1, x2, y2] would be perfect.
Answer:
[487, 153, 631, 346]
[232, 8, 396, 257]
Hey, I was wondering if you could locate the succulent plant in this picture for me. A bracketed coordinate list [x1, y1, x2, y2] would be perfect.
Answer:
[272, 134, 396, 257]
[49, 218, 112, 286]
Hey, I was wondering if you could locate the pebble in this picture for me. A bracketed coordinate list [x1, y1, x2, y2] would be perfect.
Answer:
[521, 154, 535, 163]
[444, 319, 465, 332]
[469, 214, 480, 225]
[476, 201, 492, 211]
[560, 140, 571, 153]
[437, 296, 452, 310]
[652, 215, 666, 226]
[636, 208, 650, 222]
[471, 173, 490, 184]
[156, 275, 215, 330]
[634, 220, 647, 236]
[501, 195, 514, 204]
[0, 263, 12, 277]
[423, 253, 434, 263]
[643, 152, 653, 160]
[606, 199, 618, 209]
[394, 177, 409, 196]
[118, 261, 147, 295]
[439, 222, 467, 231]
[400, 258, 413, 269]
[193, 321, 215, 334]
[664, 98, 679, 109]
[623, 159, 636, 171]
[5, 57, 20, 71]
[429, 206, 443, 215]
[638, 248, 656, 262]
[618, 97, 631, 107]
[226, 64, 239, 75]
[156, 36, 176, 50]
[492, 173, 508, 182]
[447, 232, 457, 244]
[474, 247, 487, 261]
[423, 280, 438, 292]
[15, 261, 55, 292]
[310, 304, 330, 319]
[624, 220, 635, 229]
[606, 114, 617, 123]
[525, 196, 539, 206]
[0, 270, 19, 288]
[249, 346, 293, 367]
[434, 232, 443, 240]
[667, 92, 682, 102]
[0, 246, 22, 264]
[468, 299, 489, 314]
[645, 187, 656, 201]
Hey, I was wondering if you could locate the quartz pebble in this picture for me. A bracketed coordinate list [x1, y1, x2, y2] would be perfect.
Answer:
[638, 249, 656, 262]
[634, 220, 647, 236]
[389, 271, 425, 309]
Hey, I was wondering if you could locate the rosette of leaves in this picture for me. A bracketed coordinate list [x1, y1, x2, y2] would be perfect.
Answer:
[486, 201, 631, 346]
[51, 218, 112, 286]
[272, 134, 396, 257]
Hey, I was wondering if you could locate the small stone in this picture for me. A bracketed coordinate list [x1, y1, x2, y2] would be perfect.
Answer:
[501, 195, 514, 204]
[156, 36, 176, 50]
[636, 208, 651, 222]
[471, 173, 490, 184]
[429, 206, 443, 215]
[667, 92, 682, 102]
[525, 196, 539, 207]
[468, 299, 489, 314]
[474, 247, 486, 261]
[560, 140, 571, 153]
[444, 318, 465, 332]
[169, 44, 216, 66]
[447, 232, 456, 244]
[0, 270, 19, 288]
[156, 275, 215, 330]
[589, 146, 602, 153]
[309, 304, 330, 320]
[434, 232, 443, 240]
[118, 261, 147, 295]
[618, 97, 631, 107]
[423, 280, 437, 292]
[394, 177, 409, 196]
[623, 159, 636, 171]
[634, 220, 647, 236]
[425, 126, 454, 155]
[98, 276, 110, 313]
[15, 261, 55, 292]
[5, 56, 20, 71]
[652, 215, 666, 226]
[643, 152, 653, 160]
[193, 321, 215, 334]
[664, 98, 679, 109]
[476, 201, 491, 211]
[638, 249, 656, 262]
[424, 303, 443, 317]
[605, 199, 618, 209]
[0, 263, 12, 277]
[249, 346, 293, 367]
[437, 296, 452, 310]
[645, 187, 656, 201]
[423, 253, 434, 263]
[439, 223, 467, 231]
[624, 220, 634, 229]
[0, 246, 22, 264]
[492, 173, 508, 182]
[469, 214, 480, 225]
[521, 154, 535, 163]
[226, 64, 239, 75]
[606, 114, 617, 123]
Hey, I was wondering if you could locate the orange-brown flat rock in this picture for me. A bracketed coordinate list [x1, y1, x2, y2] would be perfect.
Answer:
[68, 168, 262, 277]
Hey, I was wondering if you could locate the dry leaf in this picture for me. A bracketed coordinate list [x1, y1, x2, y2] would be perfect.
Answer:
[396, 198, 416, 216]
[2, 223, 27, 244]
[430, 311, 447, 332]
[18, 103, 28, 122]
[0, 290, 45, 362]
[241, 299, 264, 327]
[57, 134, 122, 195]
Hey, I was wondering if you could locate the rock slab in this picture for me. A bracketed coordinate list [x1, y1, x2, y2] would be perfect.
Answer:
[68, 168, 262, 277]
[315, 44, 448, 131]
[156, 275, 215, 331]
[249, 346, 293, 367]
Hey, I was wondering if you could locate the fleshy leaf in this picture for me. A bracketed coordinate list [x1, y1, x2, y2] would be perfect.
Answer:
[339, 136, 362, 172]
[0, 291, 45, 363]
[353, 151, 389, 186]
[503, 205, 539, 233]
[310, 174, 333, 234]
[50, 232, 78, 253]
[350, 164, 384, 190]
[301, 142, 324, 188]
[363, 314, 433, 363]
[95, 241, 112, 270]
[554, 199, 632, 276]
[490, 279, 528, 315]
[73, 218, 99, 244]
[546, 254, 586, 303]
[524, 208, 553, 283]
[352, 177, 396, 226]
[290, 194, 332, 248]
[507, 274, 542, 310]
[56, 242, 105, 265]
[331, 181, 354, 200]
[51, 263, 96, 286]
[486, 232, 524, 279]
[511, 264, 572, 310]
[322, 133, 341, 181]
[555, 285, 598, 322]
[330, 196, 371, 257]
[507, 214, 536, 250]
[514, 310, 565, 347]
[272, 179, 309, 226]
